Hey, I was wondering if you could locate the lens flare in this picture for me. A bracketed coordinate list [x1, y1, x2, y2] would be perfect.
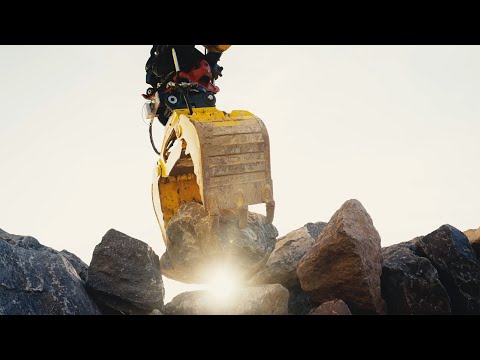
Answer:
[205, 264, 241, 305]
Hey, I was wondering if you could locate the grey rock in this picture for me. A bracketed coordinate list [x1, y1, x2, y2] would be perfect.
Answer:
[297, 199, 386, 314]
[0, 228, 100, 315]
[164, 284, 289, 315]
[250, 222, 327, 288]
[309, 299, 352, 315]
[86, 229, 164, 315]
[305, 221, 327, 240]
[287, 285, 318, 315]
[415, 225, 480, 314]
[0, 228, 89, 281]
[0, 229, 45, 251]
[59, 250, 89, 282]
[381, 240, 451, 314]
[161, 202, 278, 284]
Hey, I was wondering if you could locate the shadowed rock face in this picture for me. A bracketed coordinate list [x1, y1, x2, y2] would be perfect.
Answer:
[310, 299, 352, 315]
[246, 221, 326, 315]
[305, 222, 327, 241]
[381, 240, 451, 315]
[287, 285, 318, 315]
[250, 222, 327, 288]
[297, 199, 386, 314]
[86, 229, 164, 315]
[415, 225, 480, 314]
[0, 228, 100, 315]
[161, 202, 278, 284]
[164, 284, 289, 315]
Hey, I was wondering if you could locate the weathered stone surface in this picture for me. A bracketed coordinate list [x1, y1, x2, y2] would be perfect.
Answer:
[309, 299, 352, 315]
[164, 284, 289, 315]
[415, 225, 480, 314]
[464, 227, 480, 242]
[86, 229, 164, 315]
[464, 227, 480, 260]
[305, 221, 327, 240]
[250, 222, 327, 288]
[287, 285, 318, 315]
[0, 229, 89, 281]
[161, 202, 278, 284]
[0, 228, 100, 315]
[381, 240, 451, 314]
[297, 199, 386, 314]
[59, 250, 89, 282]
[0, 228, 54, 252]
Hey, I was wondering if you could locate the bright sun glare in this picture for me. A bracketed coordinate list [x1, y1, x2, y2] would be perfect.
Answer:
[205, 264, 241, 304]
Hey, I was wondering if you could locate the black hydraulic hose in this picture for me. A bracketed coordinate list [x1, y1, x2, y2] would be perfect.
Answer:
[148, 82, 192, 156]
[149, 118, 161, 155]
[177, 85, 193, 115]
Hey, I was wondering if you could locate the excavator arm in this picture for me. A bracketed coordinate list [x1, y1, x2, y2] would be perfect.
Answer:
[148, 44, 275, 264]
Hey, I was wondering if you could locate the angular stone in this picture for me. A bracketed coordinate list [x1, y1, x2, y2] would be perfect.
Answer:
[415, 225, 480, 314]
[297, 199, 386, 314]
[86, 229, 164, 314]
[0, 228, 100, 315]
[305, 221, 327, 240]
[59, 250, 89, 282]
[287, 285, 318, 315]
[381, 240, 451, 314]
[250, 222, 327, 288]
[464, 227, 480, 260]
[309, 299, 352, 315]
[164, 284, 289, 315]
[162, 202, 278, 284]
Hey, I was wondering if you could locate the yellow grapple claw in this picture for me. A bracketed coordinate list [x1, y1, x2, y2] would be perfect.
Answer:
[151, 107, 274, 244]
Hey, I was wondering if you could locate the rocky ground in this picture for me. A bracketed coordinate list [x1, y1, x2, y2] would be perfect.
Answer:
[1, 199, 479, 315]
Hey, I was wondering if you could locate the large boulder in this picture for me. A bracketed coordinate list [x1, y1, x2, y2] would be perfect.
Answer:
[250, 222, 327, 288]
[86, 229, 164, 315]
[415, 225, 480, 314]
[161, 202, 278, 284]
[164, 284, 289, 315]
[297, 199, 386, 314]
[381, 240, 451, 314]
[464, 227, 480, 260]
[309, 299, 352, 315]
[0, 228, 100, 315]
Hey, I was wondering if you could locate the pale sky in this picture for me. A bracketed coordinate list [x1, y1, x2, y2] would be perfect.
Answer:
[1, 45, 479, 301]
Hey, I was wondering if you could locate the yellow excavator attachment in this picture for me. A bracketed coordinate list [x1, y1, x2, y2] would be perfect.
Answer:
[151, 107, 275, 246]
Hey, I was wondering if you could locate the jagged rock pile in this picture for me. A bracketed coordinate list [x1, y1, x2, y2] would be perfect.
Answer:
[381, 226, 480, 314]
[0, 229, 100, 315]
[1, 199, 479, 315]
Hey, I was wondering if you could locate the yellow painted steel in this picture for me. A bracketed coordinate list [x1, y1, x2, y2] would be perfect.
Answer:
[152, 106, 274, 246]
[203, 45, 231, 53]
[159, 173, 201, 231]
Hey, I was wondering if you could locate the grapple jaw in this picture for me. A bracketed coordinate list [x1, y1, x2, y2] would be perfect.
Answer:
[152, 107, 275, 246]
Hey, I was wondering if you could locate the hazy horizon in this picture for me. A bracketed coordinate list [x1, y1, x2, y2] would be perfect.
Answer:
[1, 45, 479, 301]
